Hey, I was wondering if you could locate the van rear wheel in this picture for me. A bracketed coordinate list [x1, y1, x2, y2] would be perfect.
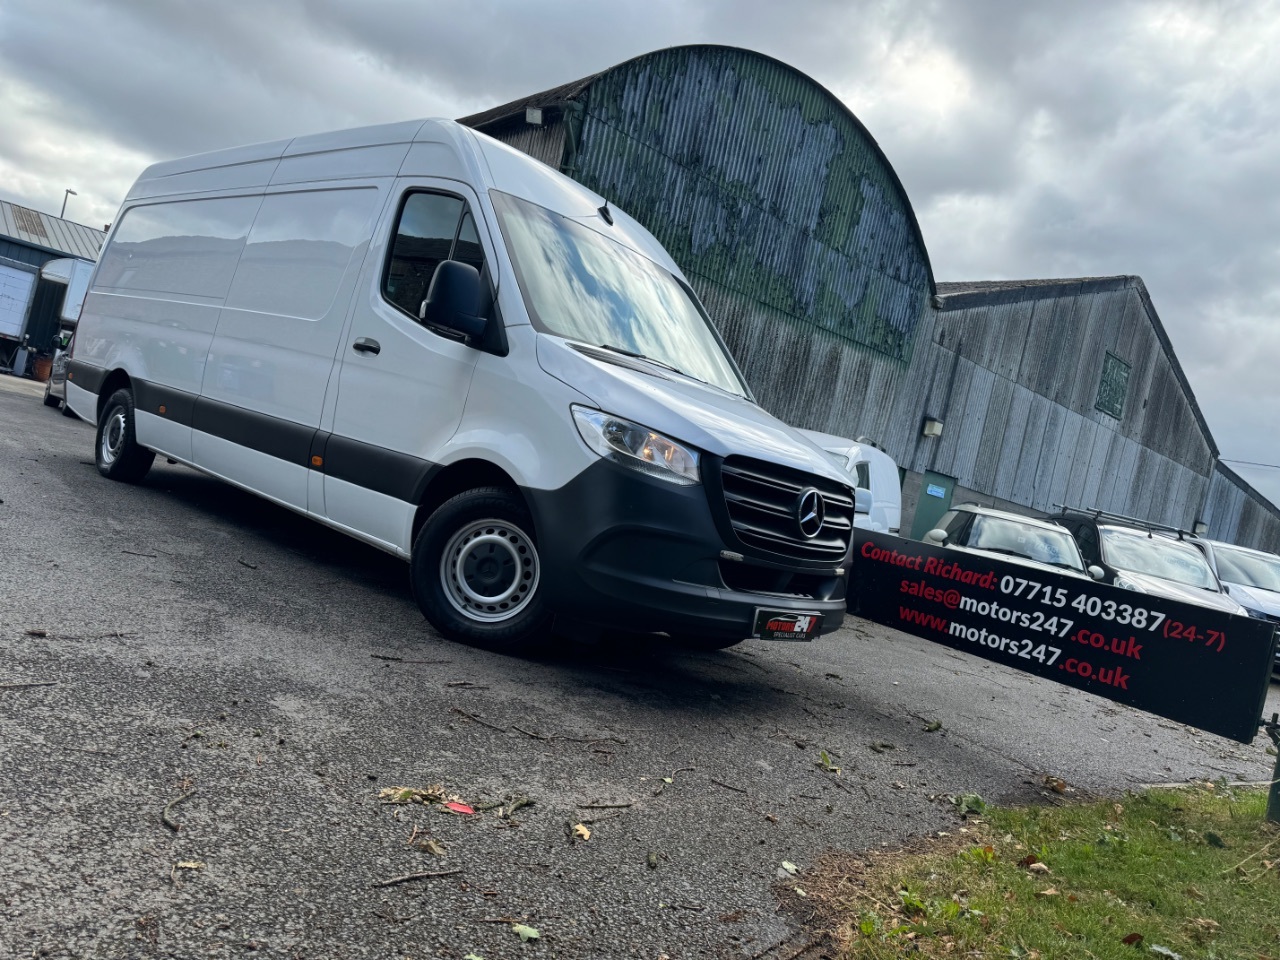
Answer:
[411, 487, 553, 652]
[95, 388, 155, 483]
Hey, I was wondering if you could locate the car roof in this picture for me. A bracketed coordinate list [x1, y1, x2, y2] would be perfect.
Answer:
[950, 504, 1069, 533]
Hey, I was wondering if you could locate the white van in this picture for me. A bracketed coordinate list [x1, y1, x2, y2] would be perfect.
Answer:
[796, 429, 901, 534]
[66, 119, 859, 652]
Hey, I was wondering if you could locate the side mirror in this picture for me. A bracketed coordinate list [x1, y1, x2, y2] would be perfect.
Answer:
[1088, 565, 1105, 581]
[420, 260, 487, 341]
[51, 335, 64, 351]
[854, 488, 872, 515]
[925, 528, 947, 545]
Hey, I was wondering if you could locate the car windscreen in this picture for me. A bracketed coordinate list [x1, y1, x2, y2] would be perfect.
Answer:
[1212, 544, 1280, 592]
[489, 190, 747, 397]
[1099, 529, 1218, 589]
[967, 516, 1085, 571]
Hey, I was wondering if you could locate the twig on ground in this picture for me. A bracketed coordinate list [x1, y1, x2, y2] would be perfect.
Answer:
[1225, 835, 1280, 875]
[711, 778, 749, 795]
[371, 654, 451, 664]
[450, 707, 509, 733]
[0, 681, 58, 691]
[371, 868, 463, 889]
[576, 802, 633, 810]
[161, 789, 196, 832]
[121, 550, 157, 558]
[237, 559, 258, 569]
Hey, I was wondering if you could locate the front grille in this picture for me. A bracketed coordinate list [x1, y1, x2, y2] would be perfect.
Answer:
[719, 456, 854, 564]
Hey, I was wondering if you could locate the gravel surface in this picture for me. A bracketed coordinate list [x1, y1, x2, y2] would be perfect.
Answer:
[2, 373, 1276, 959]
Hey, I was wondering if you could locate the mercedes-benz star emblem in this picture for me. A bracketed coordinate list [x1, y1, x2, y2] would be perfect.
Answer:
[796, 488, 826, 539]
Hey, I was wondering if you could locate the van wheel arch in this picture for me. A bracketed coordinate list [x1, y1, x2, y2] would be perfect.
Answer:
[96, 369, 134, 424]
[412, 459, 530, 545]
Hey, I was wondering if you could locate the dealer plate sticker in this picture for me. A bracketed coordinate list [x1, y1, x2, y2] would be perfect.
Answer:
[753, 609, 822, 641]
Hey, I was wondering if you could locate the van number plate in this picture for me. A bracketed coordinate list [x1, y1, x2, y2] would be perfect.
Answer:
[753, 609, 823, 642]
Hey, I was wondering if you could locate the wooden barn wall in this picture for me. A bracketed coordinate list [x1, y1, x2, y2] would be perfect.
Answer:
[900, 281, 1216, 528]
[1202, 465, 1280, 553]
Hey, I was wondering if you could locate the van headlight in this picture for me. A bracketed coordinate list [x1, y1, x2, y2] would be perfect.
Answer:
[1114, 576, 1146, 592]
[572, 406, 701, 486]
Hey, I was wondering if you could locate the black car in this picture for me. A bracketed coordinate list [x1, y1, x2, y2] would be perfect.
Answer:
[1050, 509, 1245, 615]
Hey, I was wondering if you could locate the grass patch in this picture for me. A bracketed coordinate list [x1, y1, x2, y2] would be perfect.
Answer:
[806, 785, 1280, 959]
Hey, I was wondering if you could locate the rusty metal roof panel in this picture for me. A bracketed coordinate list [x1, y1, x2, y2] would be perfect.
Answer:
[0, 200, 104, 260]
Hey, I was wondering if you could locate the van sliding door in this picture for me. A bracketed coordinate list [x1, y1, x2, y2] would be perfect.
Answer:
[194, 184, 384, 511]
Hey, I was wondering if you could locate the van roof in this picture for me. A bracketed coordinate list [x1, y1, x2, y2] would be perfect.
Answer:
[123, 118, 683, 277]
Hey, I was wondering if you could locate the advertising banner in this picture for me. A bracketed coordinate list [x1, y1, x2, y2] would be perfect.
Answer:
[852, 530, 1276, 744]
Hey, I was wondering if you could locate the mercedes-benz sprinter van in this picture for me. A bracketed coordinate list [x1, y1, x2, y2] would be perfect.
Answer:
[66, 119, 858, 652]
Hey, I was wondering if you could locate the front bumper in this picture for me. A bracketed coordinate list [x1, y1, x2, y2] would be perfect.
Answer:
[523, 459, 849, 641]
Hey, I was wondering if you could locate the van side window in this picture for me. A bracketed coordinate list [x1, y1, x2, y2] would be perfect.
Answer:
[383, 192, 485, 320]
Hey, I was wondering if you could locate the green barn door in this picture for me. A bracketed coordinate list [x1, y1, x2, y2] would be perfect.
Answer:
[910, 471, 956, 540]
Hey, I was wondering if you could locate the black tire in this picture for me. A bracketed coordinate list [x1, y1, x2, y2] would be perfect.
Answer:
[61, 401, 77, 419]
[95, 388, 155, 483]
[410, 486, 553, 652]
[669, 634, 747, 651]
[42, 383, 60, 407]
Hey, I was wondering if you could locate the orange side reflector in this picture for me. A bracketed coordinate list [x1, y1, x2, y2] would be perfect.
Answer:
[158, 405, 167, 415]
[310, 455, 323, 467]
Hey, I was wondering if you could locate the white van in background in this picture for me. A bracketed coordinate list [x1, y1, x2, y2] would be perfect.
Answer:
[796, 429, 901, 534]
[65, 118, 858, 652]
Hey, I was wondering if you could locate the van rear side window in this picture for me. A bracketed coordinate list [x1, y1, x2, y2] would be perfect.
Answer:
[95, 196, 259, 300]
[383, 192, 486, 319]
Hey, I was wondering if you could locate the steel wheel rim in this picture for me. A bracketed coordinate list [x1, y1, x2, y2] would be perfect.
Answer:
[440, 519, 540, 623]
[101, 408, 126, 465]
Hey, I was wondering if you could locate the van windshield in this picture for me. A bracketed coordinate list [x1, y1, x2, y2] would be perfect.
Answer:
[490, 190, 747, 397]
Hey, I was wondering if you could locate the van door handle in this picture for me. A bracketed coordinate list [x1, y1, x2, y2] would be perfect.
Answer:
[352, 337, 381, 356]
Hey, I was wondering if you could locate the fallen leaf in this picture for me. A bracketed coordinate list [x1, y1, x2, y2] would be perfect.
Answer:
[1044, 775, 1068, 794]
[1018, 854, 1040, 868]
[572, 823, 591, 841]
[764, 814, 778, 823]
[662, 777, 673, 784]
[444, 802, 475, 815]
[1121, 932, 1144, 946]
[923, 720, 943, 732]
[892, 781, 907, 789]
[463, 954, 486, 960]
[1028, 862, 1051, 875]
[647, 851, 659, 869]
[511, 923, 540, 942]
[416, 838, 446, 857]
[1148, 947, 1182, 959]
[175, 861, 204, 870]
[1203, 831, 1226, 848]
[1184, 886, 1205, 901]
[780, 861, 798, 875]
[794, 886, 807, 897]
[869, 741, 896, 753]
[1035, 888, 1059, 898]
[379, 785, 446, 805]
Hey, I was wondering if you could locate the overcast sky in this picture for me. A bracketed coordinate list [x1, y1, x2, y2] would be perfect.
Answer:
[4, 0, 1279, 505]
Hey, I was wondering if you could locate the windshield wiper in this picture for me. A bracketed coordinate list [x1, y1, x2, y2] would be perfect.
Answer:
[590, 342, 688, 377]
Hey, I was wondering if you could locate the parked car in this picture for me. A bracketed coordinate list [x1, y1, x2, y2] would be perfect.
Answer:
[1050, 510, 1247, 615]
[796, 428, 901, 533]
[64, 118, 859, 653]
[1189, 537, 1280, 671]
[924, 503, 1098, 579]
[42, 331, 77, 417]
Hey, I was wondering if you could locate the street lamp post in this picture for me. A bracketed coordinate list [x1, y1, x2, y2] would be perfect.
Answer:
[60, 189, 77, 219]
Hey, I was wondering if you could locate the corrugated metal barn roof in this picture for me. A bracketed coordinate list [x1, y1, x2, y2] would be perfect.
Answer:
[0, 200, 104, 261]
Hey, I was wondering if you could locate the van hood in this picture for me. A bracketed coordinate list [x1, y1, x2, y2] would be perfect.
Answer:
[536, 336, 852, 488]
[1114, 570, 1247, 615]
[1222, 581, 1280, 618]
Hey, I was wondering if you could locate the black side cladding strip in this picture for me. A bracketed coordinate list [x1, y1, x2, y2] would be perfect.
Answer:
[192, 395, 314, 465]
[134, 380, 197, 428]
[66, 360, 107, 395]
[324, 433, 440, 503]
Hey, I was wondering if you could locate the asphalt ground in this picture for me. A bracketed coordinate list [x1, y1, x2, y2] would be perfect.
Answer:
[2, 372, 1276, 960]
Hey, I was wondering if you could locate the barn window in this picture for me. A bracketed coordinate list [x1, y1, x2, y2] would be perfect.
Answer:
[1096, 352, 1131, 419]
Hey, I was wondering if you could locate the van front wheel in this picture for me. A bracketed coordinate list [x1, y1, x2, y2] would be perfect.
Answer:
[95, 388, 155, 483]
[411, 487, 553, 652]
